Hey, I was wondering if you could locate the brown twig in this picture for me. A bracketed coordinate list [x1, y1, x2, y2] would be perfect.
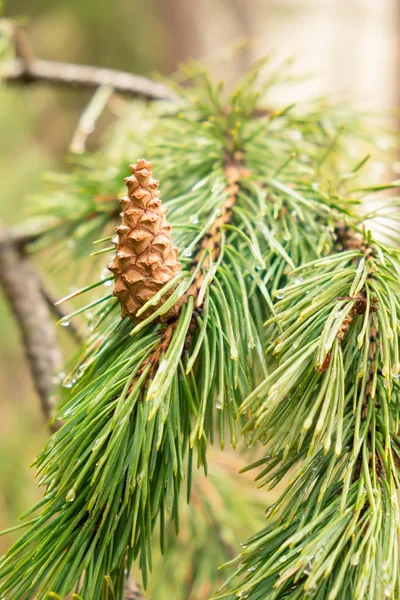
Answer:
[70, 84, 114, 153]
[2, 56, 177, 101]
[0, 226, 62, 431]
[192, 152, 248, 308]
[0, 224, 44, 249]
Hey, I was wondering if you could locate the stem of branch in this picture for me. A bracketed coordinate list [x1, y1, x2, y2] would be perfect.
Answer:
[0, 226, 62, 431]
[2, 57, 177, 101]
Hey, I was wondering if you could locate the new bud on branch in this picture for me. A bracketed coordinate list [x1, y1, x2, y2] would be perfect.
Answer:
[108, 159, 183, 322]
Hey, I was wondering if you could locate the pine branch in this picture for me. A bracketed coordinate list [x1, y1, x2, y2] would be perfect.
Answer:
[0, 23, 175, 101]
[220, 231, 400, 599]
[0, 62, 394, 600]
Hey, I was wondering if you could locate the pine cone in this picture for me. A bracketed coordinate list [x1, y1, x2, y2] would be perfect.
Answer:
[108, 159, 182, 322]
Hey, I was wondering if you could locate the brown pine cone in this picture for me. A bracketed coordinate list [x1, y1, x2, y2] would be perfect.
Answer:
[108, 159, 183, 323]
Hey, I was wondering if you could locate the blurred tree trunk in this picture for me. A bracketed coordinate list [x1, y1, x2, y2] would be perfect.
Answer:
[157, 0, 203, 70]
[156, 0, 252, 79]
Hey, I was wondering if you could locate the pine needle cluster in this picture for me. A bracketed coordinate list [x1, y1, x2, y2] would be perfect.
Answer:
[1, 61, 399, 600]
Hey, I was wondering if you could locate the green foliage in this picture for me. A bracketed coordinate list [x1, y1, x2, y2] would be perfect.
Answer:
[218, 243, 400, 599]
[0, 62, 399, 600]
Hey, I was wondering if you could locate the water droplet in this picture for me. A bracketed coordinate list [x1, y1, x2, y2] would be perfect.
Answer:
[275, 290, 285, 300]
[237, 592, 249, 599]
[183, 248, 193, 258]
[103, 279, 112, 287]
[304, 558, 314, 574]
[92, 437, 105, 452]
[61, 321, 70, 328]
[247, 566, 256, 572]
[351, 555, 360, 566]
[279, 554, 288, 563]
[247, 340, 255, 349]
[214, 208, 222, 217]
[384, 583, 394, 597]
[100, 268, 109, 280]
[392, 365, 400, 379]
[190, 214, 199, 225]
[77, 364, 86, 377]
[66, 488, 76, 502]
[216, 395, 223, 410]
[63, 376, 76, 389]
[240, 542, 248, 548]
[294, 277, 303, 285]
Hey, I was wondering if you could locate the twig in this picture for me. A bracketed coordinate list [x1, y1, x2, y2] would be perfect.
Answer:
[0, 223, 44, 249]
[70, 84, 114, 153]
[40, 285, 83, 344]
[0, 226, 62, 431]
[12, 25, 35, 66]
[2, 57, 177, 101]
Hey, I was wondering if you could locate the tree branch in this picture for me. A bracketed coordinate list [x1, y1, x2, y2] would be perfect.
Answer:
[2, 56, 177, 101]
[0, 226, 62, 431]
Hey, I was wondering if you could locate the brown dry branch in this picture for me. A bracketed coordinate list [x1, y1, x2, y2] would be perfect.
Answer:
[0, 226, 62, 432]
[2, 57, 177, 101]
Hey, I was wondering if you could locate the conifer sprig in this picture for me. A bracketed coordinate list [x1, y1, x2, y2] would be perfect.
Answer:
[0, 65, 397, 600]
[220, 233, 400, 599]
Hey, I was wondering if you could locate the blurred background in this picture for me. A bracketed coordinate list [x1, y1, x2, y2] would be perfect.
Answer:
[0, 0, 399, 596]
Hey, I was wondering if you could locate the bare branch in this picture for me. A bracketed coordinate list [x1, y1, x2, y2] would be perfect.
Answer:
[0, 226, 62, 431]
[70, 84, 114, 153]
[2, 56, 177, 101]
